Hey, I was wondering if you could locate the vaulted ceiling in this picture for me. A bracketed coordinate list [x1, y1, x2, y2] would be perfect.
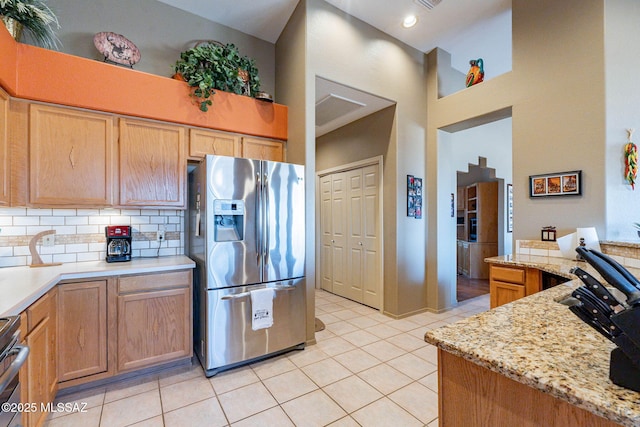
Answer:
[156, 0, 512, 135]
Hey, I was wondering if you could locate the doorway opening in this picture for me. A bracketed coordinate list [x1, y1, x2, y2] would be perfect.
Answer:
[314, 76, 395, 311]
[456, 158, 503, 301]
[316, 157, 384, 309]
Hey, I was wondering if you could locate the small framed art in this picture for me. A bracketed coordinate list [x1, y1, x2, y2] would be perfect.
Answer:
[407, 175, 423, 219]
[529, 170, 581, 197]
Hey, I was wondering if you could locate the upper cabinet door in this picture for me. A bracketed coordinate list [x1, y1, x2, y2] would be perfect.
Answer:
[119, 118, 186, 208]
[29, 104, 115, 207]
[241, 137, 284, 162]
[0, 89, 9, 206]
[188, 128, 240, 160]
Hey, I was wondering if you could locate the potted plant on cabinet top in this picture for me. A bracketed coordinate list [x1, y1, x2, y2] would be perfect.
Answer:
[0, 0, 60, 49]
[173, 41, 261, 112]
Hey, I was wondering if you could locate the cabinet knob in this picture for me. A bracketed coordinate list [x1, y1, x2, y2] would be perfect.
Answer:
[331, 239, 335, 243]
[358, 242, 363, 246]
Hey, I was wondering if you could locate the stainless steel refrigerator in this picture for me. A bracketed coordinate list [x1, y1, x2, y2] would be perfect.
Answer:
[187, 155, 306, 377]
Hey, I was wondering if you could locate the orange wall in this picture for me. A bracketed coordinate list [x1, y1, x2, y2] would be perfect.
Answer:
[0, 26, 17, 93]
[2, 28, 287, 140]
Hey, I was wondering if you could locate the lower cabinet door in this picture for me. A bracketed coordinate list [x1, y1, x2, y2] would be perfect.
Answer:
[58, 280, 108, 382]
[23, 318, 54, 427]
[21, 289, 57, 427]
[117, 287, 191, 372]
[490, 281, 526, 308]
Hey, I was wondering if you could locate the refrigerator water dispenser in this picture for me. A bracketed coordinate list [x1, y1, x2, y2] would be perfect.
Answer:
[213, 199, 244, 241]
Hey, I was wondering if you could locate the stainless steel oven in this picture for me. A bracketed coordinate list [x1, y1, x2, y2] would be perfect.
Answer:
[0, 316, 29, 427]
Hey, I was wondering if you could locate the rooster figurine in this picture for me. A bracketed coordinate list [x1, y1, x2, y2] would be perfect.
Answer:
[465, 58, 484, 87]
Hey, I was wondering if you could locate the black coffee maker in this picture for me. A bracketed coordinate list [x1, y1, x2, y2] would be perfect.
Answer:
[105, 225, 132, 263]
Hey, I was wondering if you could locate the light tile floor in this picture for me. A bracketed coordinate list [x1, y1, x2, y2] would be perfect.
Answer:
[44, 290, 489, 427]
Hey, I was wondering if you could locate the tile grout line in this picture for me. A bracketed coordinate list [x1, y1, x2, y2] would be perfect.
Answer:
[44, 291, 487, 427]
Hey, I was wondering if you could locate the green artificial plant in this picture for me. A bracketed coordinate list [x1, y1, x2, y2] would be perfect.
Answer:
[0, 0, 60, 50]
[173, 42, 261, 112]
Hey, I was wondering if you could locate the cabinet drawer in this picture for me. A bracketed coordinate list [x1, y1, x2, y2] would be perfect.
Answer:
[118, 270, 191, 294]
[490, 265, 526, 284]
[26, 290, 54, 332]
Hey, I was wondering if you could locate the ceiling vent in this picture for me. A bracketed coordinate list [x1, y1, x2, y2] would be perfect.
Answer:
[315, 94, 366, 127]
[415, 0, 443, 10]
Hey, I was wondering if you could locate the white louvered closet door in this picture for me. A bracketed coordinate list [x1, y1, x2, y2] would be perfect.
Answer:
[320, 164, 381, 309]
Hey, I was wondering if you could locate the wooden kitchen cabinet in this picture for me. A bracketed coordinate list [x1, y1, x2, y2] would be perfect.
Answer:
[0, 89, 9, 206]
[116, 270, 192, 372]
[438, 349, 621, 427]
[460, 241, 470, 276]
[491, 280, 526, 308]
[456, 186, 465, 210]
[465, 182, 498, 243]
[56, 271, 191, 388]
[490, 264, 541, 308]
[57, 280, 115, 385]
[241, 136, 284, 161]
[119, 118, 186, 208]
[188, 130, 285, 162]
[20, 288, 57, 427]
[29, 104, 116, 207]
[468, 242, 498, 279]
[458, 240, 496, 279]
[188, 128, 240, 160]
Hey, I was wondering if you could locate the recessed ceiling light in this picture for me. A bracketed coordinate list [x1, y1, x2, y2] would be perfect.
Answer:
[402, 15, 418, 28]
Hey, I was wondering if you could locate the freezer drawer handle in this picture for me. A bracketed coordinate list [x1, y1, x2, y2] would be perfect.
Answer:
[220, 286, 295, 301]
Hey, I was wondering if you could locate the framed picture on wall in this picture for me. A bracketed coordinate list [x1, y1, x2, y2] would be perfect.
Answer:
[407, 175, 415, 217]
[529, 171, 581, 197]
[507, 184, 513, 233]
[407, 175, 423, 218]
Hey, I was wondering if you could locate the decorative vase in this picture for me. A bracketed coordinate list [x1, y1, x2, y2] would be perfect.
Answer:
[1, 16, 23, 42]
[465, 58, 484, 87]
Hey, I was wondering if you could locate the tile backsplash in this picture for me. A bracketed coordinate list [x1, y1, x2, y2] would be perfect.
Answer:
[516, 239, 640, 269]
[0, 208, 184, 267]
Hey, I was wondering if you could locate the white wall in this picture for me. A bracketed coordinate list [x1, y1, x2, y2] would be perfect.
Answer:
[444, 8, 513, 80]
[605, 0, 640, 241]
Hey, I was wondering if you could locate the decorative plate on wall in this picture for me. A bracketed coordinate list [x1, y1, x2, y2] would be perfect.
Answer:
[93, 32, 141, 67]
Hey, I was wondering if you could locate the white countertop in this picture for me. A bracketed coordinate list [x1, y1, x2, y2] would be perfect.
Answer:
[0, 256, 195, 317]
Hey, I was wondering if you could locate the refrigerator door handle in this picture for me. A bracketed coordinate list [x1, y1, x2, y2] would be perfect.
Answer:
[256, 172, 262, 268]
[264, 172, 270, 265]
[221, 293, 250, 300]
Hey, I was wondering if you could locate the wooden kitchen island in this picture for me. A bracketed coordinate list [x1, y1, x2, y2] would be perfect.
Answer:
[425, 282, 640, 427]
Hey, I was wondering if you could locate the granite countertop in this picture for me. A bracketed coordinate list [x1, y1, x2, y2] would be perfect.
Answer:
[426, 256, 640, 426]
[0, 256, 195, 317]
[486, 253, 613, 279]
